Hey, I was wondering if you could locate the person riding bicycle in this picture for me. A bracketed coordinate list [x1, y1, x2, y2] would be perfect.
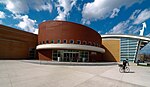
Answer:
[126, 58, 129, 66]
[123, 58, 129, 69]
[118, 59, 130, 73]
[123, 60, 127, 70]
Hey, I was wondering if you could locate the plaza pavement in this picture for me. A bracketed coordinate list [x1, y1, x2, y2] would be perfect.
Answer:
[0, 60, 150, 87]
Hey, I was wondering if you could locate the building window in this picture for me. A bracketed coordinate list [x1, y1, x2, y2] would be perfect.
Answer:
[95, 43, 99, 47]
[70, 40, 74, 44]
[52, 50, 59, 61]
[63, 40, 67, 43]
[93, 42, 95, 46]
[57, 40, 61, 43]
[51, 40, 54, 43]
[46, 40, 49, 43]
[83, 41, 87, 45]
[88, 42, 92, 45]
[120, 38, 138, 62]
[77, 40, 81, 44]
[80, 51, 89, 62]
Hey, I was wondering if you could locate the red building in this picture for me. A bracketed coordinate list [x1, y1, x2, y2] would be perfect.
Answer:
[0, 25, 37, 59]
[36, 21, 105, 62]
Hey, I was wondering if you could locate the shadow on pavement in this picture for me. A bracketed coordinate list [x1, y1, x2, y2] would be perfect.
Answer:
[126, 71, 135, 73]
[120, 71, 135, 73]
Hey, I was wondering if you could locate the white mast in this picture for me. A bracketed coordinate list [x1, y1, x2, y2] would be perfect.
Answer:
[140, 22, 146, 36]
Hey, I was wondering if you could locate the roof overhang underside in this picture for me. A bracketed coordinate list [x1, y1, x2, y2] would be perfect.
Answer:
[36, 44, 105, 53]
[102, 34, 150, 50]
[101, 35, 150, 41]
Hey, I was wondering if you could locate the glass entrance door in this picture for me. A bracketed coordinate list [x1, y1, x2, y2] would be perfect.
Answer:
[63, 52, 79, 62]
[52, 50, 89, 62]
[63, 53, 69, 62]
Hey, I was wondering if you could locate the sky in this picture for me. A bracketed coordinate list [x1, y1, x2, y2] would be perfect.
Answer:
[0, 0, 150, 53]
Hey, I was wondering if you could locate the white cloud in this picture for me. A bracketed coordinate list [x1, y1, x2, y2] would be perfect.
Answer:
[107, 20, 129, 34]
[82, 0, 143, 24]
[42, 20, 46, 22]
[33, 29, 38, 34]
[107, 21, 141, 35]
[0, 0, 29, 14]
[54, 0, 77, 21]
[81, 19, 91, 25]
[11, 14, 22, 19]
[0, 11, 5, 18]
[98, 31, 101, 34]
[146, 33, 150, 37]
[134, 9, 150, 24]
[107, 9, 143, 35]
[76, 5, 81, 11]
[110, 8, 120, 18]
[129, 10, 141, 20]
[15, 15, 37, 33]
[29, 0, 53, 13]
[55, 7, 66, 20]
[0, 0, 52, 14]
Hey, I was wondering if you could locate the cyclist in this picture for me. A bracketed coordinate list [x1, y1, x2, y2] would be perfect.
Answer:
[123, 60, 126, 71]
[123, 60, 127, 72]
[126, 58, 129, 66]
[118, 59, 130, 73]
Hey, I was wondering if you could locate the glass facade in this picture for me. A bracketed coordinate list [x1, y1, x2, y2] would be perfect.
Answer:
[120, 38, 139, 62]
[52, 50, 89, 62]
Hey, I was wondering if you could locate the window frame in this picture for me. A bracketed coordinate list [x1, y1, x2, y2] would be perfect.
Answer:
[83, 41, 87, 45]
[63, 39, 67, 44]
[57, 40, 61, 43]
[51, 40, 54, 43]
[88, 42, 92, 45]
[77, 40, 81, 44]
[46, 40, 49, 43]
[70, 40, 74, 44]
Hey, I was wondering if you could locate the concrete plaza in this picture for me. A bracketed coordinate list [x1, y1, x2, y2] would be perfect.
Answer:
[0, 60, 150, 87]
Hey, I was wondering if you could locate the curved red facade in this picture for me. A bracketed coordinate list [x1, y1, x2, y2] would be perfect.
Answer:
[37, 21, 104, 62]
[38, 21, 102, 46]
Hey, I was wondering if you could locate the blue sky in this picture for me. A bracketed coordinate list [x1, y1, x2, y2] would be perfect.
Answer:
[0, 0, 150, 35]
[0, 0, 150, 52]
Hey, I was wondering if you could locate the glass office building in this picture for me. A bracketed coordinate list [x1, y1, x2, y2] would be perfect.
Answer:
[120, 38, 139, 61]
[102, 35, 150, 62]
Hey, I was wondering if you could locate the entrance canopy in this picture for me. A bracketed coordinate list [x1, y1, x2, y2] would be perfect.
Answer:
[36, 44, 105, 53]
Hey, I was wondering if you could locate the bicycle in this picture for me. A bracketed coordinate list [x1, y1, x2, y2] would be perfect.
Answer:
[118, 64, 130, 73]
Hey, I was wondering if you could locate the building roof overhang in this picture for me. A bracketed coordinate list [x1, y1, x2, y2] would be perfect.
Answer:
[102, 34, 150, 50]
[36, 44, 105, 53]
[101, 34, 150, 41]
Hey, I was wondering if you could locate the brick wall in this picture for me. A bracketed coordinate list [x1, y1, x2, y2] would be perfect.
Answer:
[0, 25, 38, 59]
[102, 39, 120, 62]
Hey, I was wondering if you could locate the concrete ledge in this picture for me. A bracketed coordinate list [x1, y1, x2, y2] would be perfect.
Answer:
[21, 60, 118, 66]
[36, 44, 105, 53]
[139, 63, 147, 65]
[138, 63, 150, 66]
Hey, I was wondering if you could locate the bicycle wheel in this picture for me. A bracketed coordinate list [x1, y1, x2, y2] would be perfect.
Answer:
[119, 67, 124, 73]
[125, 67, 130, 72]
